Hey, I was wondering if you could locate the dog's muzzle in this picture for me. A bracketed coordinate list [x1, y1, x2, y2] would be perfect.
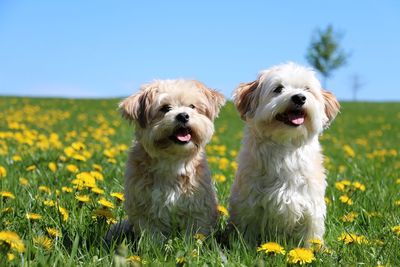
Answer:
[169, 126, 192, 144]
[276, 108, 306, 127]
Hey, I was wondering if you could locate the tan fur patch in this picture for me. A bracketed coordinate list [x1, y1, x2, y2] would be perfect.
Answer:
[233, 80, 259, 120]
[322, 89, 340, 127]
[192, 80, 226, 120]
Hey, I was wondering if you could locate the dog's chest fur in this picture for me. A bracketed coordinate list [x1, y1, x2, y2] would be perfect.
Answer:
[124, 145, 217, 235]
[230, 135, 326, 239]
[149, 166, 197, 217]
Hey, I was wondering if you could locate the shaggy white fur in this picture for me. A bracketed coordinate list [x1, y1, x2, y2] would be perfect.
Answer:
[118, 79, 225, 238]
[229, 63, 340, 246]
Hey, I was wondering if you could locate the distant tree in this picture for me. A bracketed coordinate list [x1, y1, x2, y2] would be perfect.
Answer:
[350, 74, 365, 101]
[306, 25, 350, 88]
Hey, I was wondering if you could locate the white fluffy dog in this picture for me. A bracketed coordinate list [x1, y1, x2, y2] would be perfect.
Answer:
[119, 79, 225, 238]
[229, 63, 340, 245]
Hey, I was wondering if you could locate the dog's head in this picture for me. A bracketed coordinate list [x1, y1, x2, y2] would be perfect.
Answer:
[120, 79, 225, 158]
[233, 62, 340, 146]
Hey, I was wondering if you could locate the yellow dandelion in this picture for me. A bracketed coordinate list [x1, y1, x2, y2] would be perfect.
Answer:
[287, 248, 315, 265]
[395, 200, 400, 206]
[107, 158, 117, 164]
[0, 231, 25, 253]
[58, 207, 69, 222]
[75, 194, 90, 203]
[48, 162, 57, 172]
[2, 207, 13, 213]
[257, 242, 286, 255]
[396, 179, 400, 184]
[90, 171, 104, 181]
[324, 197, 331, 205]
[0, 166, 7, 177]
[19, 177, 29, 186]
[98, 198, 115, 209]
[218, 157, 229, 170]
[338, 232, 368, 245]
[194, 233, 206, 241]
[62, 186, 73, 193]
[91, 187, 105, 195]
[92, 208, 114, 219]
[71, 141, 86, 151]
[355, 234, 369, 244]
[339, 195, 353, 205]
[103, 148, 116, 158]
[46, 227, 62, 238]
[7, 253, 15, 261]
[127, 255, 142, 263]
[26, 213, 42, 220]
[72, 154, 86, 162]
[341, 212, 358, 223]
[26, 165, 36, 171]
[308, 239, 324, 252]
[66, 164, 79, 173]
[191, 249, 199, 258]
[338, 165, 346, 173]
[33, 236, 53, 250]
[230, 161, 238, 171]
[391, 225, 400, 236]
[43, 199, 55, 207]
[12, 155, 22, 161]
[73, 172, 97, 189]
[38, 185, 52, 194]
[0, 191, 15, 199]
[217, 204, 228, 217]
[343, 145, 355, 158]
[176, 256, 186, 264]
[207, 156, 218, 164]
[335, 182, 346, 191]
[352, 181, 366, 191]
[92, 164, 103, 171]
[107, 217, 117, 225]
[341, 180, 351, 186]
[213, 174, 226, 183]
[110, 192, 125, 202]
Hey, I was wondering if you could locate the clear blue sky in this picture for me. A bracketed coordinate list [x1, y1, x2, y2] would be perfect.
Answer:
[1, 1, 399, 101]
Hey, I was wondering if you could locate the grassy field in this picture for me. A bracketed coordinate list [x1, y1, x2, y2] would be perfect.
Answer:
[0, 97, 399, 266]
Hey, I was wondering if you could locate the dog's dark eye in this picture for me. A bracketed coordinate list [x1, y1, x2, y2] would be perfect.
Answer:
[160, 105, 172, 113]
[273, 85, 284, 93]
[189, 104, 195, 109]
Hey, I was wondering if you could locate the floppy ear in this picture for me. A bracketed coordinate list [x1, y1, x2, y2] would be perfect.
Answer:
[206, 89, 226, 120]
[322, 89, 340, 128]
[233, 79, 259, 120]
[193, 80, 226, 120]
[119, 86, 155, 128]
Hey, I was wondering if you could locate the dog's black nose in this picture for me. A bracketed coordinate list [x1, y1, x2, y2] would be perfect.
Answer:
[176, 112, 190, 123]
[291, 94, 306, 106]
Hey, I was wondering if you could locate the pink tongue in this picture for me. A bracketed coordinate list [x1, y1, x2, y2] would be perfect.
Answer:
[176, 133, 191, 142]
[288, 113, 305, 125]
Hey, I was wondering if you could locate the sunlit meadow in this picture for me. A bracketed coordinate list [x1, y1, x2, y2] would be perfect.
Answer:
[0, 97, 399, 266]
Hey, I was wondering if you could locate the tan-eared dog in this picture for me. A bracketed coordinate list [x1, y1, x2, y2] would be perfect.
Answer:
[117, 79, 225, 239]
[229, 63, 340, 246]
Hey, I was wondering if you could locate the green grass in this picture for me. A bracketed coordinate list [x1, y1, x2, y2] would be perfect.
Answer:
[0, 97, 399, 266]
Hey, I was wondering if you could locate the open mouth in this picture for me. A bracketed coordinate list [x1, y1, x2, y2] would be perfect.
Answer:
[170, 126, 192, 145]
[276, 109, 306, 127]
